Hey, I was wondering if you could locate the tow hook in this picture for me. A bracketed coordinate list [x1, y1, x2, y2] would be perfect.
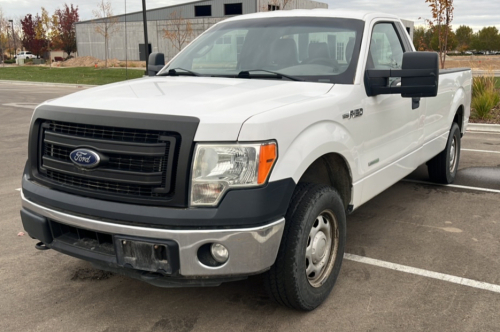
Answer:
[35, 242, 50, 251]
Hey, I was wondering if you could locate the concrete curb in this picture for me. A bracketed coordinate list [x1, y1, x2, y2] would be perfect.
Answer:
[467, 123, 500, 133]
[0, 80, 96, 88]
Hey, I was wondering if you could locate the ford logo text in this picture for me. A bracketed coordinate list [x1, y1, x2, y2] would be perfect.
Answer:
[69, 149, 100, 168]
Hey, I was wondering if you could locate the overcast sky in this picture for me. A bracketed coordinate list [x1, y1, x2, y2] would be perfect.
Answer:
[1, 0, 499, 31]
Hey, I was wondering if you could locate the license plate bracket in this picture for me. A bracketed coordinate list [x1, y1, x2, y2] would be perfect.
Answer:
[115, 236, 179, 275]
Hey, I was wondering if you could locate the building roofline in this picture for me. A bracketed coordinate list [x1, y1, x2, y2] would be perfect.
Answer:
[77, 0, 206, 24]
[221, 9, 402, 23]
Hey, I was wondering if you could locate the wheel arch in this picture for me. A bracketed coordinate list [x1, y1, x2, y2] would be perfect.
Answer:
[297, 153, 353, 211]
[454, 104, 465, 136]
[449, 86, 467, 135]
[269, 121, 357, 210]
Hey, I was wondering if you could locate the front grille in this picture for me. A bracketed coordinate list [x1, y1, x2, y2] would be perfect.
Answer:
[38, 120, 178, 203]
[44, 144, 166, 173]
[48, 121, 165, 143]
[45, 170, 167, 197]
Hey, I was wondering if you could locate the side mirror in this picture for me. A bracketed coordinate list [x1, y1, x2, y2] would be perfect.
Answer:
[365, 52, 439, 98]
[148, 53, 165, 77]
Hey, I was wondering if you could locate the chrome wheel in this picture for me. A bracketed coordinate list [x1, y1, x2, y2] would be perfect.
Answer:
[305, 209, 339, 288]
[449, 136, 458, 173]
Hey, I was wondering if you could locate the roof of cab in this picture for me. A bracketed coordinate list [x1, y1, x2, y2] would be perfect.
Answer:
[223, 9, 401, 23]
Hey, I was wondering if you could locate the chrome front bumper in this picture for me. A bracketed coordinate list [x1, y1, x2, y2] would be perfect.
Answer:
[21, 192, 285, 277]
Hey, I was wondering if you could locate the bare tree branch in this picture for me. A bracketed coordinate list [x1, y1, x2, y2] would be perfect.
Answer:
[163, 11, 193, 54]
[261, 0, 293, 11]
[92, 0, 119, 68]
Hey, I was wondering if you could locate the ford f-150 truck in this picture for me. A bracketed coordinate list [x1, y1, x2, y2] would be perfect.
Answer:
[20, 10, 472, 311]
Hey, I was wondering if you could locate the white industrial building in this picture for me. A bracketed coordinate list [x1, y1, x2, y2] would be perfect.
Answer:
[76, 0, 414, 61]
[76, 0, 328, 61]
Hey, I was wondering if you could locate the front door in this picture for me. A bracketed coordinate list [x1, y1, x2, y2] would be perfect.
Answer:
[348, 21, 424, 202]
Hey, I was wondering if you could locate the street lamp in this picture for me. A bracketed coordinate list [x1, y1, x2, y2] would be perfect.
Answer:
[8, 20, 16, 57]
[142, 0, 149, 75]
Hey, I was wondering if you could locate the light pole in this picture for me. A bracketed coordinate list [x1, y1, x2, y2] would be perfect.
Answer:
[8, 20, 16, 56]
[142, 0, 149, 75]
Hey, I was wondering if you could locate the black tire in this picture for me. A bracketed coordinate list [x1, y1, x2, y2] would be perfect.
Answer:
[427, 122, 461, 184]
[264, 183, 346, 311]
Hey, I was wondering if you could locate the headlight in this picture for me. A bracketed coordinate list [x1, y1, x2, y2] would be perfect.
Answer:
[190, 142, 277, 206]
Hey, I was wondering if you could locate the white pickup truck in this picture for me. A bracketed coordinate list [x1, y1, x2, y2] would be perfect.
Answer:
[21, 10, 471, 310]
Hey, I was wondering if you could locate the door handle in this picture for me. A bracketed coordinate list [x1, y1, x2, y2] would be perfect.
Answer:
[412, 97, 421, 110]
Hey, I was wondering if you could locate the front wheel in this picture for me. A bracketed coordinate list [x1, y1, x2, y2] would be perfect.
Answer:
[427, 122, 461, 184]
[264, 183, 346, 311]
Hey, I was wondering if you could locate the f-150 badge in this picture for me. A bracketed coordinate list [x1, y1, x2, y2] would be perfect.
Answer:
[343, 108, 363, 120]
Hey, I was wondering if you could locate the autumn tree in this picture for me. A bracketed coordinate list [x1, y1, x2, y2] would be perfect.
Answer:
[21, 14, 46, 56]
[455, 25, 473, 52]
[480, 26, 500, 52]
[413, 26, 430, 51]
[422, 0, 454, 68]
[35, 8, 52, 61]
[163, 11, 193, 53]
[92, 0, 119, 68]
[472, 27, 500, 52]
[430, 25, 457, 52]
[53, 4, 79, 58]
[0, 7, 9, 64]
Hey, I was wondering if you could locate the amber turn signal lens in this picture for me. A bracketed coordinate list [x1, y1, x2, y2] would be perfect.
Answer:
[258, 143, 277, 184]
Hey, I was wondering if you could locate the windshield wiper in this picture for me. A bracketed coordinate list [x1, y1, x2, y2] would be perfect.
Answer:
[237, 69, 303, 82]
[158, 68, 200, 77]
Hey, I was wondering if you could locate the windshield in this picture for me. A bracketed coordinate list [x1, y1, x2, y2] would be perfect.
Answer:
[160, 17, 365, 84]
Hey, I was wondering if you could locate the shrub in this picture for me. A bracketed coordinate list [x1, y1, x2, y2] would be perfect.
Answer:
[472, 89, 500, 120]
[472, 76, 497, 98]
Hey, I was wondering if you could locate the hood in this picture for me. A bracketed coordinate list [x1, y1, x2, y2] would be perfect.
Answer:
[43, 76, 333, 141]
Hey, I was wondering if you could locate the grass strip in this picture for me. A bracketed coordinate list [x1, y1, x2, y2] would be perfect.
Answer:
[0, 66, 144, 85]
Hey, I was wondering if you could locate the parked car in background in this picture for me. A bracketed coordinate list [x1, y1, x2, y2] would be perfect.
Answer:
[15, 51, 38, 60]
[464, 51, 473, 55]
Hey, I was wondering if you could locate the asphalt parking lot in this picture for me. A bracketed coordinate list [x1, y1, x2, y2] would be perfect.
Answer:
[1, 82, 499, 331]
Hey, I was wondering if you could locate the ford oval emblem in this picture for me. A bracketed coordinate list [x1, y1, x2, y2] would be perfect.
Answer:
[69, 149, 100, 168]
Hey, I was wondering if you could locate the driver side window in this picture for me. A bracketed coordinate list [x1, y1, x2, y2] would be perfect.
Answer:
[368, 23, 405, 70]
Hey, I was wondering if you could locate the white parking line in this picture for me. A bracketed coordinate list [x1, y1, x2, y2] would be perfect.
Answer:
[462, 148, 500, 154]
[15, 188, 21, 192]
[402, 179, 500, 194]
[2, 103, 39, 109]
[345, 254, 500, 294]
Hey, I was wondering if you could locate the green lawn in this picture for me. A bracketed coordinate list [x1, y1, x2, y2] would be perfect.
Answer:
[0, 66, 145, 85]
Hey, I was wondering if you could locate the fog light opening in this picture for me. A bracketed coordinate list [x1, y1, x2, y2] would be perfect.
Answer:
[197, 243, 229, 267]
[210, 243, 229, 264]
